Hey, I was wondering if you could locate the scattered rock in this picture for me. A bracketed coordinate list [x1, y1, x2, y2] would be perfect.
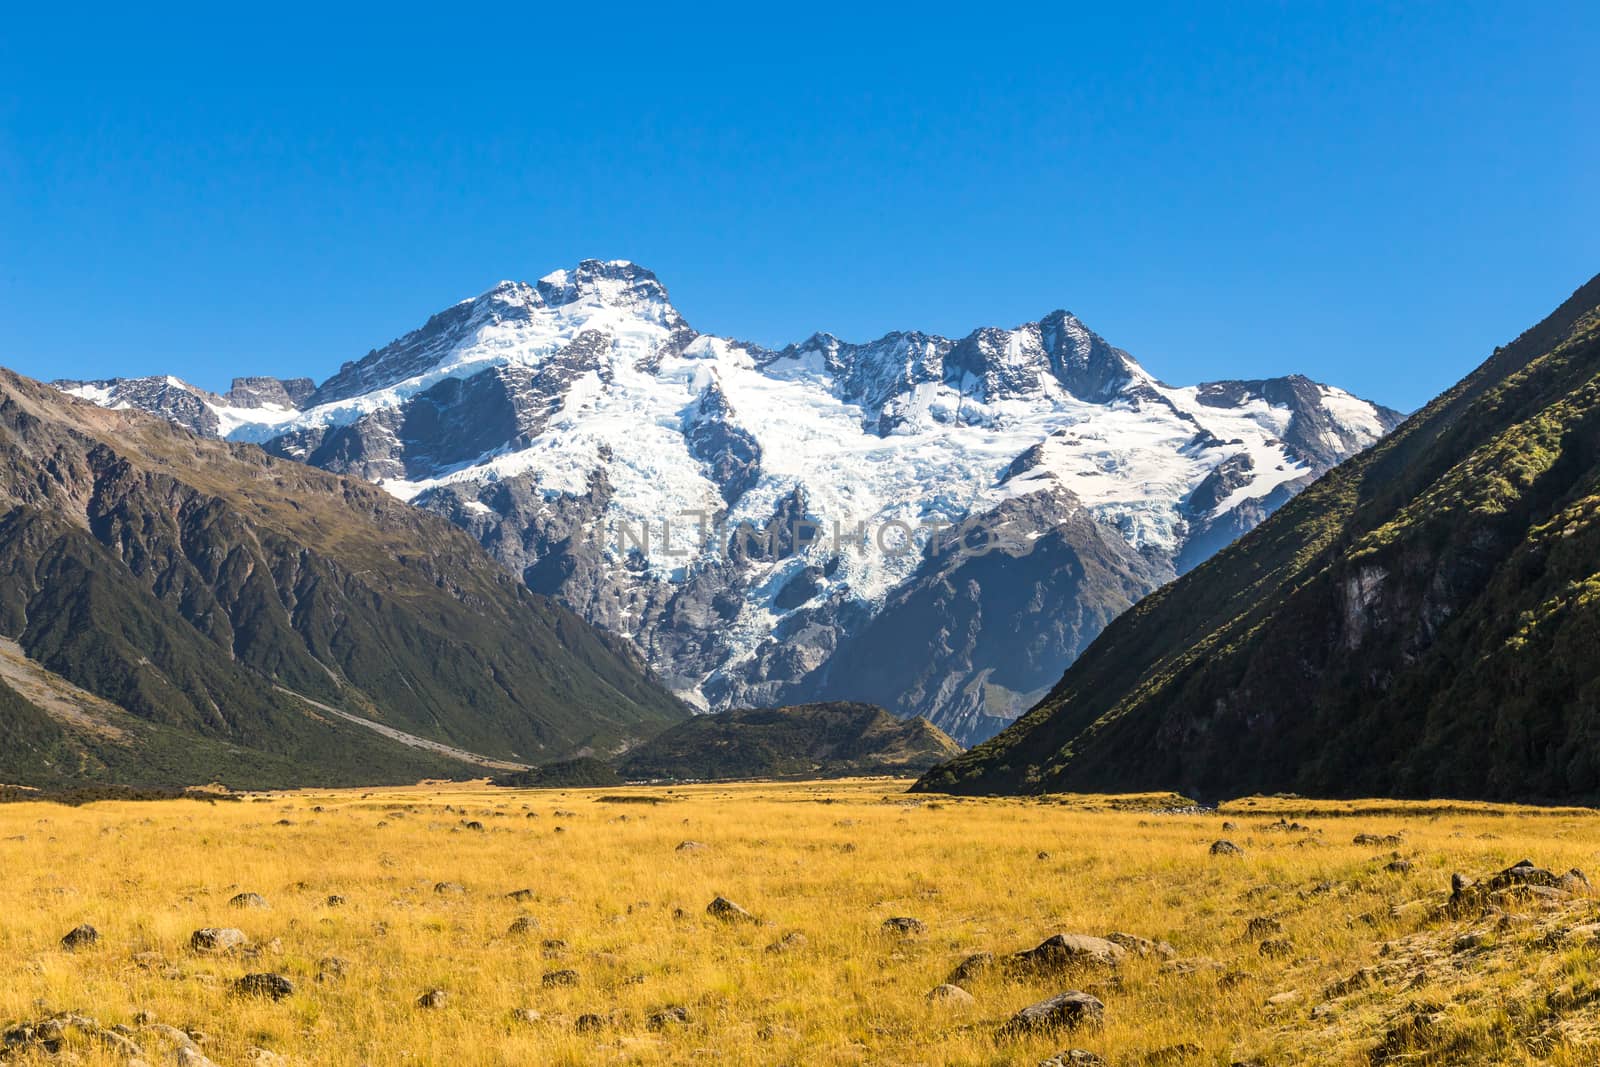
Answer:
[60, 923, 100, 951]
[508, 916, 540, 936]
[575, 1013, 609, 1032]
[1210, 840, 1244, 857]
[542, 969, 580, 988]
[1104, 933, 1177, 960]
[1258, 938, 1295, 959]
[1354, 833, 1404, 847]
[947, 952, 995, 984]
[233, 973, 294, 1000]
[415, 989, 449, 1009]
[463, 820, 485, 832]
[1000, 991, 1105, 1036]
[510, 1008, 541, 1025]
[506, 888, 535, 901]
[434, 881, 467, 896]
[1040, 1051, 1106, 1067]
[1324, 967, 1374, 998]
[707, 896, 758, 923]
[647, 1005, 690, 1029]
[881, 916, 926, 936]
[765, 931, 808, 954]
[1244, 917, 1282, 939]
[1385, 859, 1414, 874]
[926, 984, 975, 1008]
[325, 894, 346, 907]
[189, 928, 247, 954]
[316, 956, 349, 983]
[177, 1049, 222, 1067]
[1218, 970, 1254, 990]
[229, 892, 269, 909]
[1007, 934, 1127, 975]
[676, 840, 707, 852]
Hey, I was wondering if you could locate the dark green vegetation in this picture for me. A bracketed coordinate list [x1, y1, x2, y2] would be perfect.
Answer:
[0, 370, 685, 788]
[617, 702, 962, 781]
[919, 272, 1600, 802]
[490, 756, 622, 789]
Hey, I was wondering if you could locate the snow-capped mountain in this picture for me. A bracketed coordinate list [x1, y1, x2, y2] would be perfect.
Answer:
[55, 260, 1404, 743]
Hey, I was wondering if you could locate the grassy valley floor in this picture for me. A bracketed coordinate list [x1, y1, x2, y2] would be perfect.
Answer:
[2, 781, 1598, 1065]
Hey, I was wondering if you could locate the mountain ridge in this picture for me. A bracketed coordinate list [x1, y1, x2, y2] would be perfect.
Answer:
[914, 270, 1600, 801]
[0, 367, 687, 788]
[53, 261, 1403, 744]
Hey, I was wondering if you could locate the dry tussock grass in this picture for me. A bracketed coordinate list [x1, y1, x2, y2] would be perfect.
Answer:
[2, 780, 1598, 1065]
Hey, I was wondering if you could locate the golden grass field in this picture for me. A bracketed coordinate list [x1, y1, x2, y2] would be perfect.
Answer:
[2, 780, 1599, 1066]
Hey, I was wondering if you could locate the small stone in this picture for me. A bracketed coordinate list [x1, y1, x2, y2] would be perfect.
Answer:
[228, 892, 269, 909]
[1040, 1051, 1107, 1067]
[542, 969, 580, 988]
[1210, 840, 1244, 857]
[947, 952, 995, 984]
[510, 1008, 541, 1025]
[707, 896, 757, 923]
[927, 983, 975, 1007]
[765, 931, 808, 954]
[575, 1013, 608, 1032]
[1105, 933, 1177, 960]
[189, 928, 248, 954]
[434, 882, 467, 896]
[508, 916, 540, 936]
[325, 894, 346, 907]
[415, 989, 449, 1009]
[233, 973, 294, 1001]
[60, 924, 100, 951]
[881, 916, 926, 936]
[1244, 917, 1282, 939]
[506, 888, 535, 902]
[676, 840, 707, 852]
[647, 1005, 690, 1030]
[1258, 938, 1294, 959]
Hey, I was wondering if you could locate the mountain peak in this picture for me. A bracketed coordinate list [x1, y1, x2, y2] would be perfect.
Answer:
[533, 259, 676, 315]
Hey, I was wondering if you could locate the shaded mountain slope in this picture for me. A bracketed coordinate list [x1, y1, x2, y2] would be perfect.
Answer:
[0, 369, 685, 787]
[917, 272, 1600, 802]
[617, 702, 962, 781]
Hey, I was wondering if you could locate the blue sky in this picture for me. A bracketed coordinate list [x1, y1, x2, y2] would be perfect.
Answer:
[2, 3, 1595, 412]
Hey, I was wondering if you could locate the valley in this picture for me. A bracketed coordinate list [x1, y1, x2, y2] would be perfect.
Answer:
[3, 781, 1598, 1066]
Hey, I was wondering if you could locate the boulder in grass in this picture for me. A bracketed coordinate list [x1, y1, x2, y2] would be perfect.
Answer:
[190, 928, 248, 954]
[707, 896, 757, 923]
[60, 924, 100, 952]
[1000, 991, 1105, 1037]
[234, 973, 294, 1001]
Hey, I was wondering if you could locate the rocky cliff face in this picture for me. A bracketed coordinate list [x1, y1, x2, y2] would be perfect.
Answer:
[916, 272, 1600, 801]
[54, 260, 1402, 744]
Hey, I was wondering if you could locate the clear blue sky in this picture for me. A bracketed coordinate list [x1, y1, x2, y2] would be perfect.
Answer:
[2, 3, 1595, 412]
